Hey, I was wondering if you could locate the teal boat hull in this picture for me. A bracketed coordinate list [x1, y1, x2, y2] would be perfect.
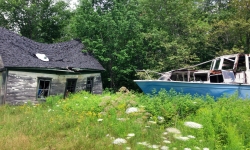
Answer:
[134, 80, 250, 99]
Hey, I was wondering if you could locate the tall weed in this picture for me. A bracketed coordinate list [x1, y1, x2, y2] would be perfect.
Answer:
[0, 90, 250, 149]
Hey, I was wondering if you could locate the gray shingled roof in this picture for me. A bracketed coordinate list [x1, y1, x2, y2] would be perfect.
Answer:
[0, 27, 104, 71]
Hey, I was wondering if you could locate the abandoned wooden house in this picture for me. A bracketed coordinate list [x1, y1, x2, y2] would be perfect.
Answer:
[0, 27, 105, 105]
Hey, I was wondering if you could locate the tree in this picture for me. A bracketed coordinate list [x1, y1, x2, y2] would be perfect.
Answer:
[202, 0, 250, 55]
[71, 0, 214, 90]
[71, 0, 144, 90]
[0, 0, 71, 43]
[138, 0, 208, 71]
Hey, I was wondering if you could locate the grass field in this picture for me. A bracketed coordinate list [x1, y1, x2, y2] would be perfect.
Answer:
[0, 88, 250, 150]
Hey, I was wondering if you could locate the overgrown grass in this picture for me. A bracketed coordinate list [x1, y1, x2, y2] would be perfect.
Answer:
[0, 89, 250, 150]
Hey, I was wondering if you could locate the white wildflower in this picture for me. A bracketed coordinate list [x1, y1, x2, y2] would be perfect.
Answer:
[187, 135, 195, 139]
[97, 119, 103, 122]
[126, 147, 131, 150]
[113, 138, 127, 145]
[174, 136, 189, 141]
[161, 146, 169, 150]
[184, 121, 203, 129]
[163, 140, 171, 144]
[163, 132, 168, 135]
[48, 109, 52, 112]
[203, 148, 209, 150]
[166, 127, 181, 134]
[184, 148, 191, 150]
[126, 107, 139, 114]
[127, 133, 135, 137]
[151, 145, 160, 149]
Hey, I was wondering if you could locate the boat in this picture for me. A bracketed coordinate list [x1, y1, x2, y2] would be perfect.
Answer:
[134, 53, 250, 99]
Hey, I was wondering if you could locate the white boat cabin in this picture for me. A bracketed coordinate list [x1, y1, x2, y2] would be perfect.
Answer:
[161, 54, 250, 84]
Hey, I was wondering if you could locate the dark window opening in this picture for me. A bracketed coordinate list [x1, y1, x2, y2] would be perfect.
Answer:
[37, 78, 51, 99]
[65, 79, 77, 98]
[170, 74, 178, 81]
[249, 57, 250, 70]
[170, 74, 187, 81]
[210, 75, 223, 83]
[237, 56, 246, 71]
[86, 77, 94, 93]
[222, 57, 235, 70]
[194, 74, 208, 81]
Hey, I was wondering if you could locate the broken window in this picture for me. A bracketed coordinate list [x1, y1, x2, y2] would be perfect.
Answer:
[65, 79, 77, 98]
[194, 72, 208, 81]
[237, 56, 246, 71]
[86, 77, 94, 93]
[222, 70, 235, 83]
[222, 57, 235, 70]
[37, 78, 51, 99]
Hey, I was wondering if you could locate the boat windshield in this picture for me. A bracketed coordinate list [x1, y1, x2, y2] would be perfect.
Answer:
[213, 59, 221, 70]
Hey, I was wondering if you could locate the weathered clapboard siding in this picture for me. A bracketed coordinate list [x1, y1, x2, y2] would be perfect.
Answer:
[6, 71, 38, 104]
[75, 73, 103, 94]
[92, 75, 103, 94]
[1, 71, 7, 104]
[5, 70, 103, 104]
[0, 72, 3, 104]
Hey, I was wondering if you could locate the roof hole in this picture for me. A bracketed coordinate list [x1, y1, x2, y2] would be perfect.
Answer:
[36, 53, 49, 61]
